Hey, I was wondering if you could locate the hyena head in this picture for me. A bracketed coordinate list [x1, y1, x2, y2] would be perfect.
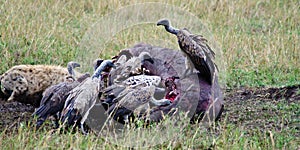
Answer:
[0, 73, 28, 96]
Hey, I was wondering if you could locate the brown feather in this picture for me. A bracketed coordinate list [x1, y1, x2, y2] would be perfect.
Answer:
[177, 29, 217, 84]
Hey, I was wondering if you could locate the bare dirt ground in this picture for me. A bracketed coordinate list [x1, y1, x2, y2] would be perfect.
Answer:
[0, 85, 299, 134]
[222, 84, 300, 136]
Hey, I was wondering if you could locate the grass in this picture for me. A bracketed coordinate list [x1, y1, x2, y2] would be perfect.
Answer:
[0, 105, 299, 149]
[0, 0, 299, 149]
[1, 0, 299, 87]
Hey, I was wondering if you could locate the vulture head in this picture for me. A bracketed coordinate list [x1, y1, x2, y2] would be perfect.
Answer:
[157, 19, 179, 35]
[92, 60, 116, 79]
[67, 61, 81, 76]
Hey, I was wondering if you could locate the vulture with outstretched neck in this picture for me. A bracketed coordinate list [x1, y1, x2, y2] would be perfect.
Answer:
[156, 19, 223, 122]
[60, 60, 115, 134]
[157, 19, 216, 84]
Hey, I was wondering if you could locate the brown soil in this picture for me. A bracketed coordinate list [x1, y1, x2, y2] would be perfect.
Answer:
[0, 99, 34, 131]
[0, 85, 299, 133]
[222, 84, 300, 136]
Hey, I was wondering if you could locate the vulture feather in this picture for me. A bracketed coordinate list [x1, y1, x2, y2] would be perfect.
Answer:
[104, 75, 171, 123]
[109, 52, 154, 84]
[157, 19, 217, 84]
[32, 62, 90, 128]
[61, 60, 115, 134]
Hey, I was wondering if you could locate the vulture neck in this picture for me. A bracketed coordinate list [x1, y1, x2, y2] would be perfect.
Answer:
[92, 67, 103, 79]
[165, 25, 179, 35]
[67, 65, 75, 76]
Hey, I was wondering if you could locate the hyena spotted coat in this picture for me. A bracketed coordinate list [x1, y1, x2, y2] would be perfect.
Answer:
[0, 64, 81, 107]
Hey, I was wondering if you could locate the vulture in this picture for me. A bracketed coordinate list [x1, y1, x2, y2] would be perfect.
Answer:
[60, 60, 116, 134]
[32, 61, 90, 128]
[109, 52, 154, 84]
[104, 75, 171, 123]
[156, 19, 223, 122]
[157, 19, 216, 84]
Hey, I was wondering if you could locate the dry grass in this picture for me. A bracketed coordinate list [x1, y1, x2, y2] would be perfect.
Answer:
[0, 0, 299, 149]
[1, 0, 299, 87]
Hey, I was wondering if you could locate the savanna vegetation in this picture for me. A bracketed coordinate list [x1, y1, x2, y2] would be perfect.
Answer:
[0, 0, 299, 149]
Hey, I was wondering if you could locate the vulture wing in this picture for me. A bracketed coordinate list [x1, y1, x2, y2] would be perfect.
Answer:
[177, 29, 217, 84]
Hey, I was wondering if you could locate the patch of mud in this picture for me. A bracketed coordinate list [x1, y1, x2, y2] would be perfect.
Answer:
[0, 98, 34, 132]
[0, 85, 299, 134]
[222, 84, 300, 136]
[225, 84, 300, 101]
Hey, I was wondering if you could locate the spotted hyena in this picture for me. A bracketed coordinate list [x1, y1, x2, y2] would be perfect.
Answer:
[0, 64, 81, 107]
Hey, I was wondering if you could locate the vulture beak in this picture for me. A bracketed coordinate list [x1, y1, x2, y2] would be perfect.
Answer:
[156, 19, 179, 35]
[68, 61, 81, 68]
[157, 19, 170, 27]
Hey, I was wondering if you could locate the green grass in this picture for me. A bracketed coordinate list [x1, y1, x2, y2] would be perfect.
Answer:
[1, 0, 299, 87]
[0, 107, 299, 149]
[0, 0, 299, 149]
